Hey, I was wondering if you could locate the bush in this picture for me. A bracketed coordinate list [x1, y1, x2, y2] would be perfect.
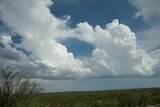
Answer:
[0, 66, 42, 107]
[104, 99, 120, 107]
[91, 100, 103, 107]
[74, 102, 90, 107]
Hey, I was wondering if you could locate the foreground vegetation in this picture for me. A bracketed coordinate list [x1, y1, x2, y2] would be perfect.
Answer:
[0, 67, 42, 107]
[1, 67, 160, 107]
[38, 88, 160, 107]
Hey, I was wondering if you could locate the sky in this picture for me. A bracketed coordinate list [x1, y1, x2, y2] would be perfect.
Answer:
[0, 0, 160, 92]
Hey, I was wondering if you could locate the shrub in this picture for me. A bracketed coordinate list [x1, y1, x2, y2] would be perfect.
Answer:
[0, 66, 42, 107]
[74, 102, 90, 107]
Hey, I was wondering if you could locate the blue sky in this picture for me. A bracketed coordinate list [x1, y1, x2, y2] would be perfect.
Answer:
[52, 0, 148, 57]
[52, 0, 145, 29]
[0, 0, 160, 92]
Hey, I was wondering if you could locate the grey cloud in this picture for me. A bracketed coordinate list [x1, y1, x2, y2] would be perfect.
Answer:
[130, 0, 160, 23]
[0, 48, 21, 60]
[137, 25, 160, 52]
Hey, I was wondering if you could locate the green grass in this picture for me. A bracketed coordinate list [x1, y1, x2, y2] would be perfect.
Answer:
[37, 88, 160, 107]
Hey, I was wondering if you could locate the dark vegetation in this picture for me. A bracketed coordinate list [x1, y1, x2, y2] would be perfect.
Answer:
[0, 67, 42, 107]
[38, 88, 160, 107]
[1, 67, 160, 107]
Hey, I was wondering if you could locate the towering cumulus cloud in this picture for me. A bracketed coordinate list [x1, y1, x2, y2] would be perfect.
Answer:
[75, 20, 157, 77]
[0, 0, 158, 79]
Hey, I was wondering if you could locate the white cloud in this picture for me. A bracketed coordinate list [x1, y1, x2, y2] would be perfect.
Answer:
[0, 34, 12, 48]
[0, 0, 73, 40]
[0, 35, 12, 44]
[75, 20, 157, 77]
[0, 0, 158, 79]
[0, 0, 91, 79]
[130, 0, 160, 23]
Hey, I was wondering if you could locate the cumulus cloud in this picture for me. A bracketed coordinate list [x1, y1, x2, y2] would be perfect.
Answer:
[75, 20, 157, 77]
[0, 0, 91, 79]
[0, 0, 158, 79]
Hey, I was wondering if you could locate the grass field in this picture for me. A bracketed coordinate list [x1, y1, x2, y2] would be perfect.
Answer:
[37, 88, 160, 107]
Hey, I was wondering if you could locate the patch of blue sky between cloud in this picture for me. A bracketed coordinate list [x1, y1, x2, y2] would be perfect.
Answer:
[52, 0, 148, 58]
[59, 38, 94, 57]
[0, 31, 31, 57]
[52, 0, 146, 31]
[11, 35, 31, 56]
[53, 0, 82, 6]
